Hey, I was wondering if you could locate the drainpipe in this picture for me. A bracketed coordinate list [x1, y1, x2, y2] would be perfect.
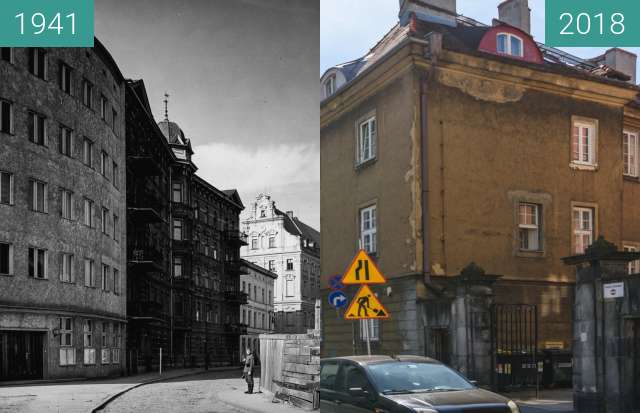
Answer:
[169, 166, 174, 365]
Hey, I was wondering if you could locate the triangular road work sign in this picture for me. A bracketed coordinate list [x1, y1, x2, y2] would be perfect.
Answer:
[341, 249, 386, 285]
[344, 285, 390, 320]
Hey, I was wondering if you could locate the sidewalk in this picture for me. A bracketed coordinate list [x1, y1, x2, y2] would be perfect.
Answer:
[504, 388, 574, 413]
[217, 378, 311, 413]
[0, 367, 235, 413]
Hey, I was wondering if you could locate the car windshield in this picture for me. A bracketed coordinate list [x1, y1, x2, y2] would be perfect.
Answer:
[368, 361, 474, 395]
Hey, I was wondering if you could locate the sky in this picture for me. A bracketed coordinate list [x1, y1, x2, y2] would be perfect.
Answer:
[321, 0, 640, 78]
[95, 0, 320, 228]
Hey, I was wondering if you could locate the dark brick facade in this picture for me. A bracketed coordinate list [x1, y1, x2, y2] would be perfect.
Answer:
[0, 43, 126, 380]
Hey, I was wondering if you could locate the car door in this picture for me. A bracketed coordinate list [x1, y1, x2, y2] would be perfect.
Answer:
[333, 361, 377, 413]
[319, 360, 341, 413]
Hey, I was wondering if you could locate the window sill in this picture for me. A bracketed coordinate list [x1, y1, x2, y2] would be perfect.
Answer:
[355, 158, 377, 171]
[0, 272, 13, 277]
[516, 250, 545, 258]
[570, 162, 598, 171]
[623, 175, 640, 183]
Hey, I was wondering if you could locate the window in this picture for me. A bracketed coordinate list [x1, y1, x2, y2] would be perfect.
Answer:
[285, 277, 294, 297]
[357, 116, 376, 165]
[622, 245, 640, 274]
[59, 125, 73, 156]
[195, 302, 201, 322]
[82, 79, 93, 108]
[59, 63, 72, 94]
[60, 189, 72, 219]
[623, 131, 638, 177]
[101, 264, 109, 291]
[83, 137, 93, 167]
[112, 162, 118, 188]
[518, 203, 541, 251]
[83, 320, 95, 365]
[0, 171, 14, 205]
[84, 258, 95, 287]
[360, 205, 377, 254]
[242, 281, 246, 292]
[29, 179, 48, 213]
[113, 268, 120, 295]
[286, 258, 294, 271]
[572, 119, 597, 166]
[172, 183, 183, 203]
[101, 322, 110, 364]
[112, 324, 121, 364]
[268, 260, 275, 271]
[1, 48, 12, 63]
[59, 317, 75, 366]
[28, 247, 47, 279]
[269, 236, 276, 248]
[324, 75, 336, 98]
[60, 253, 73, 282]
[573, 207, 594, 254]
[0, 242, 13, 275]
[113, 214, 119, 241]
[101, 207, 109, 234]
[83, 198, 95, 227]
[112, 109, 118, 132]
[101, 151, 108, 176]
[29, 48, 47, 79]
[100, 95, 107, 120]
[496, 33, 523, 57]
[28, 111, 47, 145]
[360, 319, 380, 341]
[173, 256, 182, 277]
[0, 99, 12, 133]
[173, 219, 183, 240]
[251, 238, 258, 249]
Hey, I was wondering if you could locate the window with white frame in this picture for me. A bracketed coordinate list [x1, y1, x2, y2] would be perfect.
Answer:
[100, 95, 107, 120]
[30, 48, 47, 80]
[0, 242, 13, 275]
[286, 258, 294, 271]
[100, 151, 108, 176]
[251, 237, 258, 249]
[83, 137, 93, 167]
[112, 162, 118, 188]
[59, 62, 72, 94]
[60, 253, 73, 282]
[172, 183, 183, 203]
[84, 258, 95, 287]
[83, 319, 95, 365]
[82, 78, 93, 108]
[113, 268, 120, 295]
[324, 75, 335, 98]
[59, 125, 73, 156]
[111, 323, 121, 364]
[357, 116, 376, 165]
[101, 264, 109, 291]
[173, 256, 182, 277]
[28, 111, 47, 145]
[285, 277, 295, 297]
[59, 317, 75, 366]
[0, 99, 12, 134]
[623, 245, 640, 274]
[573, 207, 594, 254]
[0, 171, 13, 205]
[360, 205, 377, 254]
[572, 119, 597, 166]
[359, 319, 380, 342]
[268, 260, 275, 271]
[173, 219, 183, 240]
[101, 322, 110, 364]
[30, 179, 47, 213]
[623, 131, 638, 177]
[496, 33, 523, 57]
[269, 236, 276, 248]
[113, 214, 119, 241]
[518, 203, 541, 251]
[84, 198, 95, 227]
[61, 189, 72, 219]
[28, 247, 47, 279]
[101, 207, 109, 235]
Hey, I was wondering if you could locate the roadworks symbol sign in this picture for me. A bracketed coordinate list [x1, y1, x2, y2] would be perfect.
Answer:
[341, 249, 386, 285]
[344, 285, 390, 320]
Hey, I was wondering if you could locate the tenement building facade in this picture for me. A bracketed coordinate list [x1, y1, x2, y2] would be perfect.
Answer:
[241, 194, 320, 333]
[320, 0, 640, 384]
[239, 259, 277, 359]
[0, 43, 127, 380]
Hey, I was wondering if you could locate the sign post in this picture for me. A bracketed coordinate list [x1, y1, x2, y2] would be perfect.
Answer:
[340, 249, 390, 356]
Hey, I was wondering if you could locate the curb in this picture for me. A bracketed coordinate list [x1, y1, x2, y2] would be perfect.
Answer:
[91, 367, 241, 412]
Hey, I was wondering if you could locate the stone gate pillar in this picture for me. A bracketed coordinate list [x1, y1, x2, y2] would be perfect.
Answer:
[449, 263, 500, 385]
[562, 237, 640, 413]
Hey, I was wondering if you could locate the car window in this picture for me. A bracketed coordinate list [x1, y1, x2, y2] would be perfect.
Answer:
[337, 362, 371, 393]
[368, 361, 474, 394]
[320, 361, 340, 390]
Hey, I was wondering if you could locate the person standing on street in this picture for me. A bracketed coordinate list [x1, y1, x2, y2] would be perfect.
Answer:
[242, 347, 255, 394]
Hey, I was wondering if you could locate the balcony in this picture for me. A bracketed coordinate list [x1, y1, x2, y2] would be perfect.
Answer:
[127, 155, 163, 176]
[128, 192, 165, 224]
[128, 247, 164, 272]
[224, 291, 248, 305]
[223, 230, 248, 246]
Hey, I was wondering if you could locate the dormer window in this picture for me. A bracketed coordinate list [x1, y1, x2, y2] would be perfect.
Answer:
[497, 33, 523, 57]
[324, 75, 336, 98]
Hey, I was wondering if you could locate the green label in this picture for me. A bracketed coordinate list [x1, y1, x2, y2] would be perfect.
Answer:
[0, 0, 94, 47]
[546, 0, 640, 47]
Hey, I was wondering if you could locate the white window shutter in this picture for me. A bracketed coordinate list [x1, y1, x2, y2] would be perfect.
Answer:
[9, 174, 13, 205]
[44, 250, 48, 279]
[371, 119, 377, 158]
[8, 244, 13, 275]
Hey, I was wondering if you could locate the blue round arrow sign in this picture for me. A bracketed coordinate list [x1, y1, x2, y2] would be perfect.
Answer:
[328, 291, 348, 309]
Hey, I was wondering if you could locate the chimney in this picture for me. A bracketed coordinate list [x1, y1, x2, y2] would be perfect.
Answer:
[594, 48, 637, 84]
[286, 211, 294, 219]
[498, 0, 531, 34]
[399, 0, 457, 27]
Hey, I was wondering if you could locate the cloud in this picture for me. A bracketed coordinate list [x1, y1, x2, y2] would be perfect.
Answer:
[192, 142, 320, 228]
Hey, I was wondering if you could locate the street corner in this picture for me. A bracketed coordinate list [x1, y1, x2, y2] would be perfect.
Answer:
[216, 378, 310, 413]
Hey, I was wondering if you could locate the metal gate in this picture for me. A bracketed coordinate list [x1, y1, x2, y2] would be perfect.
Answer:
[491, 304, 538, 391]
[0, 331, 44, 381]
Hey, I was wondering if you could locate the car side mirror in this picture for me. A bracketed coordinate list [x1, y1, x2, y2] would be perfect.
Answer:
[348, 387, 369, 398]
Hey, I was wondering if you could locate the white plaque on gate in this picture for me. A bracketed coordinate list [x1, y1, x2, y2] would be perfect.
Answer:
[603, 282, 624, 299]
